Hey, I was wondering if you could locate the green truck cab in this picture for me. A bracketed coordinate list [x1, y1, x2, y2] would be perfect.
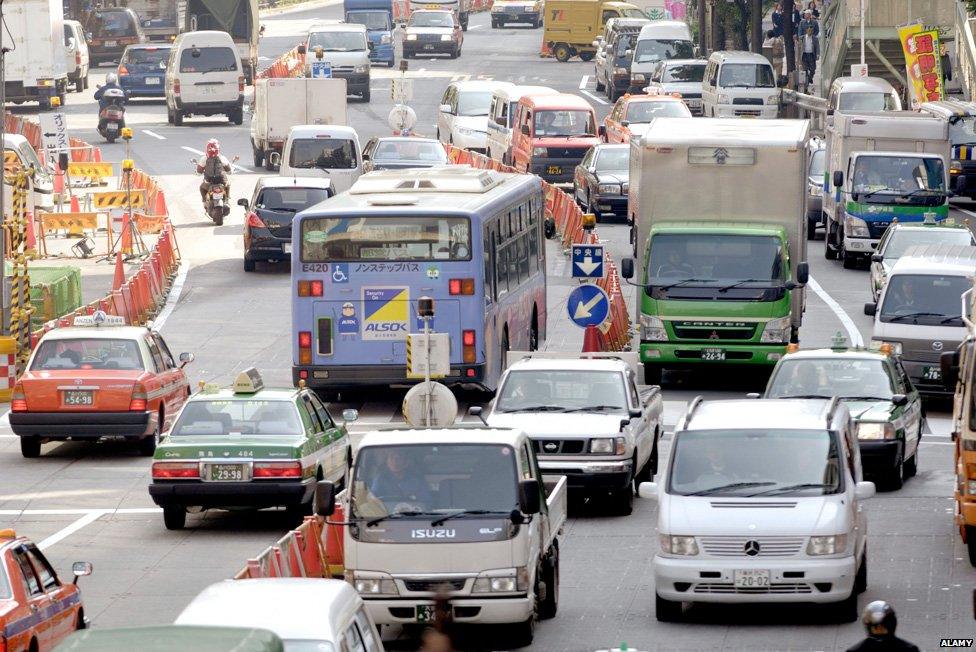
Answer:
[148, 368, 353, 530]
[622, 118, 810, 384]
[56, 625, 284, 651]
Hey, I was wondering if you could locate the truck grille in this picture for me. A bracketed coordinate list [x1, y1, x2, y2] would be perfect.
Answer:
[699, 536, 806, 557]
[532, 439, 585, 454]
[671, 322, 756, 340]
[732, 97, 764, 105]
[693, 583, 812, 594]
[402, 578, 467, 592]
[544, 147, 588, 161]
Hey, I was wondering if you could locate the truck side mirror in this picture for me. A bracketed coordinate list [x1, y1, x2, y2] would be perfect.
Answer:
[871, 253, 883, 263]
[832, 170, 843, 187]
[863, 302, 876, 316]
[269, 151, 281, 167]
[297, 44, 306, 55]
[315, 480, 336, 517]
[518, 478, 541, 514]
[796, 261, 809, 285]
[941, 350, 960, 389]
[891, 393, 908, 407]
[621, 257, 634, 279]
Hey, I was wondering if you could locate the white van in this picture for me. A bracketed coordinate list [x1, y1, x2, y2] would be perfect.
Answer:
[629, 21, 695, 90]
[63, 20, 90, 93]
[5, 134, 55, 212]
[300, 23, 371, 102]
[166, 30, 245, 126]
[487, 84, 557, 164]
[278, 125, 363, 193]
[827, 77, 902, 117]
[702, 50, 779, 119]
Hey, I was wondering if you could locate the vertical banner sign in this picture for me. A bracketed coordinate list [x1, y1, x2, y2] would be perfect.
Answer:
[898, 23, 945, 108]
[38, 112, 69, 171]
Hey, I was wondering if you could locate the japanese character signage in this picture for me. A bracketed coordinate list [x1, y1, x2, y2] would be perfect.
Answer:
[898, 23, 945, 108]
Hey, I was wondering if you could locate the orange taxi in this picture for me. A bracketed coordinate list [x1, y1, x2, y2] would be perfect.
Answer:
[600, 91, 693, 144]
[0, 529, 92, 651]
[10, 311, 194, 458]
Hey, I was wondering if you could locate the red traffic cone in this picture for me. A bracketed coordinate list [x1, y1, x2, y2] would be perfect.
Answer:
[112, 251, 125, 292]
[69, 194, 80, 213]
[582, 325, 602, 352]
[153, 190, 168, 217]
[93, 147, 102, 163]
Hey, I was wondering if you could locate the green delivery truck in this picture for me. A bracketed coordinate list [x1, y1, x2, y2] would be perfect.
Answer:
[621, 118, 810, 384]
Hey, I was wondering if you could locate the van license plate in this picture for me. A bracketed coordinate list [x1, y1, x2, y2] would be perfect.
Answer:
[210, 464, 245, 481]
[922, 366, 942, 381]
[423, 44, 435, 50]
[701, 348, 725, 362]
[104, 40, 117, 47]
[734, 569, 770, 588]
[416, 605, 436, 623]
[145, 77, 160, 84]
[63, 390, 93, 406]
[547, 165, 562, 174]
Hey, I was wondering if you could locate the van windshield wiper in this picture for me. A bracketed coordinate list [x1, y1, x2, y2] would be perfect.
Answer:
[365, 510, 432, 527]
[500, 405, 568, 413]
[777, 394, 834, 399]
[687, 481, 775, 496]
[657, 278, 715, 291]
[564, 405, 625, 412]
[941, 315, 963, 324]
[886, 311, 944, 322]
[718, 278, 771, 292]
[430, 509, 512, 526]
[748, 482, 835, 496]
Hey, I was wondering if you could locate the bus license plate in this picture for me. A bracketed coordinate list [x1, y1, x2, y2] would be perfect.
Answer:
[701, 348, 725, 362]
[63, 390, 93, 406]
[547, 165, 562, 174]
[734, 569, 770, 588]
[416, 605, 436, 623]
[145, 77, 160, 84]
[922, 366, 942, 381]
[210, 464, 245, 481]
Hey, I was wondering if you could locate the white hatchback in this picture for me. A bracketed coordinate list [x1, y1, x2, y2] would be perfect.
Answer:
[437, 80, 515, 154]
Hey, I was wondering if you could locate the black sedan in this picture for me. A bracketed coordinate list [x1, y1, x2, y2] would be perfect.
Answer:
[573, 144, 629, 222]
[362, 136, 448, 171]
[238, 177, 333, 272]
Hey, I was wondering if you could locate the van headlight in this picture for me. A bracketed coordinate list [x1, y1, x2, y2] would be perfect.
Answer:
[532, 146, 547, 157]
[346, 571, 399, 595]
[354, 64, 369, 73]
[857, 422, 896, 440]
[845, 215, 870, 238]
[951, 159, 963, 175]
[472, 567, 529, 593]
[760, 316, 791, 344]
[640, 314, 668, 341]
[598, 183, 620, 194]
[659, 534, 699, 555]
[717, 94, 730, 104]
[807, 534, 847, 556]
[765, 94, 779, 105]
[869, 339, 902, 354]
[590, 436, 626, 455]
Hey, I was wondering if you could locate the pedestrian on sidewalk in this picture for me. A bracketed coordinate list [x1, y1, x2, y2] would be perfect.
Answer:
[795, 9, 819, 37]
[806, 0, 820, 18]
[800, 24, 818, 90]
[771, 2, 784, 37]
[941, 42, 953, 84]
[766, 29, 786, 86]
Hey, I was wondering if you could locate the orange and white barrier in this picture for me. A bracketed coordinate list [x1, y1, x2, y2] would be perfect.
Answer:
[233, 508, 346, 581]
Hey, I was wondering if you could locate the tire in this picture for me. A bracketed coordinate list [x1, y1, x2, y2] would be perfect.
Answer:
[636, 439, 656, 483]
[585, 194, 601, 222]
[833, 590, 859, 623]
[214, 213, 224, 227]
[644, 362, 662, 385]
[553, 44, 572, 62]
[655, 593, 682, 622]
[449, 46, 458, 59]
[807, 217, 816, 240]
[508, 616, 535, 648]
[163, 506, 186, 530]
[230, 108, 243, 125]
[610, 482, 634, 516]
[595, 75, 605, 93]
[967, 525, 976, 566]
[538, 547, 559, 619]
[491, 17, 499, 28]
[82, 74, 89, 91]
[885, 453, 904, 490]
[579, 51, 594, 62]
[252, 146, 264, 168]
[842, 248, 858, 269]
[20, 437, 41, 458]
[533, 17, 540, 28]
[74, 76, 84, 93]
[362, 87, 371, 102]
[76, 609, 86, 630]
[286, 499, 312, 525]
[57, 92, 67, 107]
[137, 421, 161, 457]
[173, 110, 184, 126]
[243, 257, 256, 272]
[854, 550, 867, 594]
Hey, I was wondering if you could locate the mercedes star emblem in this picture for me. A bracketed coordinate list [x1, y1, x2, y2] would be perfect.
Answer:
[744, 540, 761, 556]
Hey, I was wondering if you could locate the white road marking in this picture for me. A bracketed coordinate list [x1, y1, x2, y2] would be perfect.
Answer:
[579, 75, 588, 90]
[469, 24, 484, 30]
[580, 89, 609, 106]
[152, 260, 190, 331]
[7, 507, 163, 549]
[181, 146, 252, 173]
[955, 206, 976, 220]
[921, 441, 954, 446]
[142, 130, 165, 140]
[807, 275, 864, 347]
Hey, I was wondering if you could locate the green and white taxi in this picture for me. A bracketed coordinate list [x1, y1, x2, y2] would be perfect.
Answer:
[763, 336, 922, 490]
[868, 215, 975, 302]
[148, 368, 354, 530]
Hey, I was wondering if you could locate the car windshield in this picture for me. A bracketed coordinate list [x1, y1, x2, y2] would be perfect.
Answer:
[457, 91, 493, 117]
[496, 369, 627, 412]
[350, 444, 518, 518]
[809, 148, 826, 178]
[122, 47, 170, 66]
[883, 229, 975, 258]
[662, 63, 705, 82]
[534, 110, 595, 137]
[31, 338, 144, 371]
[625, 100, 689, 122]
[879, 274, 970, 326]
[410, 12, 455, 27]
[595, 147, 629, 171]
[838, 92, 899, 112]
[634, 38, 693, 63]
[171, 400, 304, 436]
[647, 234, 784, 298]
[289, 138, 358, 169]
[852, 155, 946, 203]
[308, 31, 367, 51]
[257, 187, 331, 213]
[179, 47, 238, 73]
[372, 140, 448, 163]
[949, 116, 976, 146]
[669, 429, 843, 496]
[301, 215, 471, 261]
[94, 11, 138, 37]
[767, 358, 894, 400]
[285, 642, 337, 652]
[346, 10, 391, 30]
[718, 62, 775, 87]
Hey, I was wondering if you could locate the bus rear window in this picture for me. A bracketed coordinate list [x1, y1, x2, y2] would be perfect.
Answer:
[301, 216, 471, 261]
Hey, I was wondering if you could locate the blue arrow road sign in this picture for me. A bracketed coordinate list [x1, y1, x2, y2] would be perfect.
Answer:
[571, 244, 604, 279]
[567, 284, 610, 328]
[310, 61, 332, 78]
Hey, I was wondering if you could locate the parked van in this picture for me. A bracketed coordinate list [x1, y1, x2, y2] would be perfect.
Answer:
[628, 21, 694, 94]
[87, 7, 145, 64]
[827, 76, 902, 117]
[300, 23, 371, 102]
[278, 125, 363, 193]
[63, 20, 90, 93]
[865, 244, 976, 395]
[701, 50, 779, 119]
[166, 30, 245, 126]
[487, 84, 558, 164]
[511, 93, 600, 185]
[4, 134, 55, 212]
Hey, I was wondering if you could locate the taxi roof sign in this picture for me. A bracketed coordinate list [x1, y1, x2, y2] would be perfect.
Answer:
[233, 368, 264, 394]
[74, 310, 125, 327]
[830, 332, 848, 350]
[0, 529, 16, 538]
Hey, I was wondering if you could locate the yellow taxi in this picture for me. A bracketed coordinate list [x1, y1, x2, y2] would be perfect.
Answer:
[600, 90, 692, 144]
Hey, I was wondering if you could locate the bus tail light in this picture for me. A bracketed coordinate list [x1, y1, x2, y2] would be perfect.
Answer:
[152, 462, 199, 479]
[462, 329, 476, 363]
[297, 280, 324, 297]
[466, 368, 476, 378]
[129, 383, 148, 411]
[11, 383, 26, 412]
[299, 331, 313, 364]
[254, 461, 302, 478]
[449, 278, 475, 295]
[246, 212, 266, 228]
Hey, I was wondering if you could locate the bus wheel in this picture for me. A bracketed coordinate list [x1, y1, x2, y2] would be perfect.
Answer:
[967, 526, 976, 566]
[501, 330, 510, 367]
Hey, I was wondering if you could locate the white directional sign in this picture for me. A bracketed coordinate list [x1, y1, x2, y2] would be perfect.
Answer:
[392, 78, 414, 103]
[572, 244, 604, 279]
[39, 112, 69, 169]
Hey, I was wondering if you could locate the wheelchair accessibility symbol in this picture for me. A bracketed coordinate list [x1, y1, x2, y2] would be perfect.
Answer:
[332, 264, 349, 283]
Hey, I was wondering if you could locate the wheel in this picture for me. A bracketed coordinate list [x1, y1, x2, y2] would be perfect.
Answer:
[609, 482, 633, 516]
[579, 51, 594, 62]
[532, 17, 540, 28]
[538, 547, 559, 619]
[644, 362, 662, 385]
[825, 221, 839, 260]
[885, 453, 904, 490]
[655, 593, 682, 622]
[230, 108, 243, 125]
[243, 257, 256, 272]
[508, 616, 535, 647]
[82, 74, 89, 91]
[553, 43, 572, 62]
[76, 609, 86, 630]
[173, 109, 184, 126]
[585, 194, 601, 222]
[491, 17, 499, 28]
[807, 216, 816, 240]
[214, 213, 224, 227]
[449, 46, 458, 59]
[841, 247, 858, 269]
[163, 506, 186, 530]
[252, 146, 264, 168]
[595, 74, 605, 92]
[854, 550, 867, 594]
[137, 422, 161, 457]
[967, 525, 976, 566]
[74, 76, 84, 93]
[529, 312, 538, 351]
[265, 152, 276, 172]
[833, 590, 859, 623]
[362, 88, 371, 102]
[20, 437, 41, 458]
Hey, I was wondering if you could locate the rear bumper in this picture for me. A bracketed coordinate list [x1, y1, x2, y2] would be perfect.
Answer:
[538, 459, 632, 490]
[493, 10, 540, 21]
[120, 79, 166, 97]
[592, 193, 627, 216]
[293, 363, 485, 389]
[246, 231, 291, 261]
[10, 411, 154, 439]
[3, 80, 64, 101]
[369, 43, 395, 63]
[149, 479, 312, 508]
[404, 43, 457, 56]
[173, 97, 244, 114]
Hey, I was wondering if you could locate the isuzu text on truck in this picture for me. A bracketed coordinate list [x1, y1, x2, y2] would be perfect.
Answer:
[622, 118, 809, 384]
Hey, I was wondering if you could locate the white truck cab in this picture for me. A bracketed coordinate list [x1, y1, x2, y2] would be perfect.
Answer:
[278, 125, 363, 194]
[640, 397, 874, 623]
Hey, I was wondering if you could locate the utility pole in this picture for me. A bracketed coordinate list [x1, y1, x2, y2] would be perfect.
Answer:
[750, 0, 762, 54]
[1, 1, 8, 336]
[697, 0, 707, 56]
[783, 0, 796, 82]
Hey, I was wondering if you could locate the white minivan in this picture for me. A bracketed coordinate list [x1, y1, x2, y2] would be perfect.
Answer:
[487, 84, 557, 164]
[702, 50, 779, 119]
[629, 21, 695, 91]
[437, 80, 515, 154]
[278, 125, 363, 193]
[166, 30, 245, 126]
[640, 398, 874, 623]
[63, 20, 90, 93]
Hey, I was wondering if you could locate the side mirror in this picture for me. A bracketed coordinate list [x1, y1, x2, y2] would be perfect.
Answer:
[863, 302, 876, 316]
[520, 124, 530, 135]
[518, 478, 541, 514]
[795, 261, 809, 285]
[439, 103, 452, 114]
[628, 408, 641, 418]
[854, 481, 875, 500]
[178, 352, 194, 368]
[832, 170, 843, 188]
[891, 393, 908, 407]
[297, 44, 306, 55]
[269, 151, 281, 167]
[315, 480, 336, 516]
[237, 198, 249, 209]
[468, 405, 488, 425]
[342, 408, 359, 423]
[621, 257, 634, 279]
[941, 350, 961, 389]
[637, 481, 658, 500]
[870, 253, 883, 263]
[72, 561, 93, 584]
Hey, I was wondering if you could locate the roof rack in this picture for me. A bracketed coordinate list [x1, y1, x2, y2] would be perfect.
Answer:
[822, 396, 842, 426]
[682, 396, 704, 426]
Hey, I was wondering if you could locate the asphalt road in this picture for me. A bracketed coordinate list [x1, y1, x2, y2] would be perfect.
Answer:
[2, 4, 975, 650]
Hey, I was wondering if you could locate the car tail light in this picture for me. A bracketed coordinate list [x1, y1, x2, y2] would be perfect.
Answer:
[462, 329, 476, 363]
[75, 52, 82, 66]
[297, 281, 324, 297]
[247, 212, 266, 228]
[129, 383, 147, 411]
[11, 383, 26, 412]
[173, 78, 180, 95]
[299, 331, 313, 364]
[299, 369, 308, 380]
[449, 278, 475, 295]
[254, 461, 302, 478]
[118, 66, 129, 75]
[1, 634, 7, 652]
[152, 462, 199, 479]
[465, 368, 475, 378]
[239, 75, 245, 92]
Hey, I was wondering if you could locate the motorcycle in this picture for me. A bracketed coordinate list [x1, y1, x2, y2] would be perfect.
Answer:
[194, 155, 239, 226]
[97, 88, 127, 143]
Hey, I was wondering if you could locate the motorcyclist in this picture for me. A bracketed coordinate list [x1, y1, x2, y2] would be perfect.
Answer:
[196, 139, 232, 204]
[846, 601, 920, 652]
[94, 73, 126, 112]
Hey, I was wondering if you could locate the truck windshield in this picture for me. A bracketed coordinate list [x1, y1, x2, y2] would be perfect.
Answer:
[634, 39, 693, 63]
[809, 148, 826, 179]
[883, 229, 975, 259]
[852, 155, 946, 204]
[625, 101, 688, 122]
[308, 31, 368, 51]
[179, 47, 238, 73]
[838, 92, 899, 112]
[879, 274, 969, 326]
[31, 339, 144, 371]
[171, 400, 304, 437]
[301, 216, 471, 262]
[496, 369, 626, 413]
[350, 444, 518, 518]
[94, 11, 138, 37]
[347, 10, 391, 30]
[767, 358, 894, 400]
[662, 63, 705, 82]
[668, 429, 842, 496]
[534, 110, 595, 137]
[288, 138, 358, 169]
[718, 63, 775, 88]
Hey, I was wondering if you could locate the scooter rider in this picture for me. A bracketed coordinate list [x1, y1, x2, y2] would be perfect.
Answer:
[846, 601, 920, 652]
[94, 73, 126, 111]
[196, 139, 232, 204]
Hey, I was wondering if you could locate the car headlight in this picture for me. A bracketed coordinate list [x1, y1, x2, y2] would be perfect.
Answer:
[640, 314, 668, 341]
[406, 33, 418, 40]
[870, 339, 902, 354]
[472, 567, 529, 593]
[532, 146, 547, 157]
[760, 316, 792, 344]
[380, 34, 391, 44]
[807, 534, 847, 556]
[659, 534, 699, 556]
[951, 159, 962, 174]
[717, 94, 730, 104]
[354, 64, 369, 73]
[857, 422, 896, 440]
[598, 183, 620, 194]
[845, 215, 870, 238]
[590, 436, 626, 455]
[347, 571, 399, 596]
[766, 94, 779, 105]
[631, 73, 645, 81]
[491, 4, 503, 10]
[441, 34, 452, 41]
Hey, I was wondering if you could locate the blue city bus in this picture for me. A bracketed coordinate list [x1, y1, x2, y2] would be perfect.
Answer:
[291, 166, 547, 392]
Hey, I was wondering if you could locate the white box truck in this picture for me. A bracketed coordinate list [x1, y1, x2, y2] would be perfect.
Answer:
[249, 78, 348, 171]
[3, 0, 69, 109]
[622, 118, 810, 384]
[822, 111, 952, 268]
